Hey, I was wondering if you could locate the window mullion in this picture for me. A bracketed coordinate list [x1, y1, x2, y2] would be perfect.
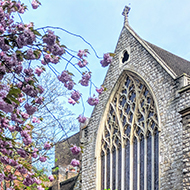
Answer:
[105, 153, 107, 190]
[152, 135, 155, 190]
[144, 137, 147, 190]
[121, 146, 125, 190]
[137, 139, 140, 190]
[116, 149, 118, 190]
[110, 152, 113, 190]
[130, 142, 133, 190]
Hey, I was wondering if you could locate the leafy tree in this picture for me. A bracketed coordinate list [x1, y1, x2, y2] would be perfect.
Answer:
[0, 0, 113, 189]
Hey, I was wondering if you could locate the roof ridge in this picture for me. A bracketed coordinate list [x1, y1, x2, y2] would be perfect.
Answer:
[145, 41, 190, 64]
[124, 24, 190, 77]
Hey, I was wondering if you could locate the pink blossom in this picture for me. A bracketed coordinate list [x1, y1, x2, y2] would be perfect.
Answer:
[32, 117, 40, 123]
[34, 148, 39, 152]
[34, 178, 41, 185]
[96, 86, 104, 94]
[16, 164, 28, 174]
[0, 156, 9, 164]
[9, 159, 18, 167]
[21, 112, 29, 119]
[70, 159, 80, 167]
[41, 59, 46, 65]
[37, 185, 45, 190]
[87, 97, 99, 106]
[21, 130, 30, 138]
[24, 68, 33, 76]
[51, 56, 59, 64]
[25, 49, 36, 60]
[71, 91, 80, 101]
[26, 124, 31, 129]
[23, 136, 32, 145]
[78, 115, 86, 123]
[44, 142, 51, 150]
[39, 156, 47, 162]
[58, 70, 71, 83]
[35, 97, 44, 104]
[24, 103, 37, 115]
[8, 125, 15, 132]
[48, 175, 54, 182]
[0, 98, 14, 113]
[43, 30, 56, 46]
[70, 145, 81, 155]
[31, 0, 39, 9]
[18, 97, 23, 103]
[35, 67, 43, 76]
[68, 97, 76, 105]
[0, 173, 4, 182]
[80, 72, 91, 86]
[38, 85, 45, 94]
[77, 59, 88, 68]
[44, 54, 51, 63]
[23, 175, 35, 186]
[100, 53, 112, 67]
[77, 49, 87, 58]
[17, 148, 28, 158]
[32, 152, 38, 158]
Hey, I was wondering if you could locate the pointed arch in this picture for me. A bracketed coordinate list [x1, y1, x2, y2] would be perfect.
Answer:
[95, 70, 160, 190]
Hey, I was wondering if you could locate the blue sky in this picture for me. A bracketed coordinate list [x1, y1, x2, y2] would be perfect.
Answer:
[18, 0, 190, 173]
[22, 0, 190, 119]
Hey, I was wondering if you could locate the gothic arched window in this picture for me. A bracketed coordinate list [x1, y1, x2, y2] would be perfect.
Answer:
[99, 72, 159, 190]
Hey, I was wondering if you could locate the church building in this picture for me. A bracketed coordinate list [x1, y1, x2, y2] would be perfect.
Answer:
[80, 6, 190, 190]
[51, 6, 190, 190]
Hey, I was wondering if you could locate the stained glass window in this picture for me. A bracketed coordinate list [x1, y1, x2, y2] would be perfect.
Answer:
[100, 72, 159, 190]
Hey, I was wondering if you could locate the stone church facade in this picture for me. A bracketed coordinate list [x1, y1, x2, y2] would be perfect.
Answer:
[78, 6, 190, 190]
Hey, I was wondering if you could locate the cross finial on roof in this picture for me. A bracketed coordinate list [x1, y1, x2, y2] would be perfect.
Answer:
[122, 6, 131, 25]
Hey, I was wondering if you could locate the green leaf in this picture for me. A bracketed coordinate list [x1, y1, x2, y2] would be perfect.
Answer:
[67, 71, 74, 76]
[33, 50, 41, 58]
[8, 95, 20, 105]
[4, 38, 9, 45]
[55, 158, 58, 162]
[4, 97, 12, 104]
[108, 53, 115, 57]
[9, 87, 21, 97]
[60, 45, 67, 48]
[33, 30, 42, 36]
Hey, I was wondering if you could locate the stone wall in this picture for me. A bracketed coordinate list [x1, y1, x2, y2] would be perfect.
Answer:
[81, 24, 189, 190]
[51, 132, 81, 190]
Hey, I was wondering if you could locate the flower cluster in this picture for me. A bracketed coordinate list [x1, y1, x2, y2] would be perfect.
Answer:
[100, 53, 112, 67]
[70, 159, 80, 167]
[58, 70, 74, 90]
[77, 59, 88, 68]
[80, 72, 91, 86]
[0, 0, 109, 189]
[96, 86, 104, 94]
[87, 97, 99, 106]
[70, 145, 81, 155]
[77, 49, 87, 58]
[44, 142, 51, 150]
[78, 115, 86, 123]
[68, 90, 80, 105]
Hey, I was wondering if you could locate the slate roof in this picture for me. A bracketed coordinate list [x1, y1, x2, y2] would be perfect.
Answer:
[146, 41, 190, 77]
[60, 176, 78, 190]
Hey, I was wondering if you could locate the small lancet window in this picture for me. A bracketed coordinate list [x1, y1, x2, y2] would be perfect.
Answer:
[122, 51, 129, 63]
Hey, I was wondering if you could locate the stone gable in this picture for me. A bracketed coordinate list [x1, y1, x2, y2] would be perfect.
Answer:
[80, 21, 190, 190]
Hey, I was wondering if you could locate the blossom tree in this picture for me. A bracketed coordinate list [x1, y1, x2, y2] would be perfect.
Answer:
[0, 0, 113, 189]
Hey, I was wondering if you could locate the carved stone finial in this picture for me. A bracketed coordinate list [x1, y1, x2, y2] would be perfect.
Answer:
[122, 6, 131, 25]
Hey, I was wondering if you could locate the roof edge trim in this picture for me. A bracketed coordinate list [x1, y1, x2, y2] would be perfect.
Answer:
[124, 24, 177, 79]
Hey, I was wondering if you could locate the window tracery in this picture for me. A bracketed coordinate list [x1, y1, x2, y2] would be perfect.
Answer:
[100, 72, 159, 190]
